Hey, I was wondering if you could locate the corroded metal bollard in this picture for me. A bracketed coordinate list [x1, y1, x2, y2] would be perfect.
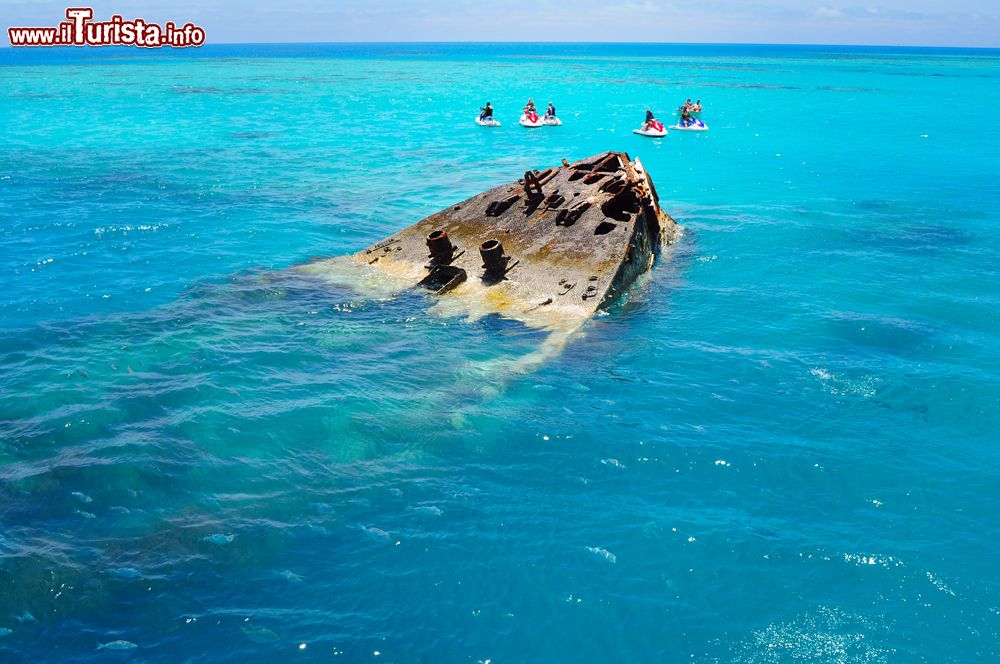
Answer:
[479, 239, 509, 275]
[426, 229, 455, 264]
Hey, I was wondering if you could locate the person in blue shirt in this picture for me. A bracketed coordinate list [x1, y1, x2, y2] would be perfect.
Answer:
[545, 102, 556, 118]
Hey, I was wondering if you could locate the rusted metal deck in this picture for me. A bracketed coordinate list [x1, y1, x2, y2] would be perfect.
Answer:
[351, 151, 678, 328]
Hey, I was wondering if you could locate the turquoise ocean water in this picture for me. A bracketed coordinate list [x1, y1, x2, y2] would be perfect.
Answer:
[1, 43, 999, 661]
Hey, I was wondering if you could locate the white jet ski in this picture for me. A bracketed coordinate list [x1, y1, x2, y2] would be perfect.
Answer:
[671, 118, 709, 132]
[542, 115, 562, 126]
[476, 115, 501, 127]
[633, 120, 668, 138]
[519, 112, 545, 128]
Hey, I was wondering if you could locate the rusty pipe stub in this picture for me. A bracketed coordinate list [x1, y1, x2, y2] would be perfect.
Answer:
[479, 239, 510, 274]
[426, 229, 455, 264]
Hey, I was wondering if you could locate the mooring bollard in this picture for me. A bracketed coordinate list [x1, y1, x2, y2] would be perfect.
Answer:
[426, 229, 455, 264]
[479, 239, 509, 275]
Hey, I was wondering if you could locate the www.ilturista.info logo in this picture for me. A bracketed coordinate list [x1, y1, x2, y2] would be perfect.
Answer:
[8, 8, 206, 48]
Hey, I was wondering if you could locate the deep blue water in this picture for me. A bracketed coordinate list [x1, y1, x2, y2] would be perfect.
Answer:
[1, 43, 999, 662]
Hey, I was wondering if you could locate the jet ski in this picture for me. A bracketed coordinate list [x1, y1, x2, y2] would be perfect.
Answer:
[476, 115, 501, 127]
[519, 111, 545, 128]
[542, 114, 562, 126]
[671, 118, 709, 132]
[633, 119, 668, 138]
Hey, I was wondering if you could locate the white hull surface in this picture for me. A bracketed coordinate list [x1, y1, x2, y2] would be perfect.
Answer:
[476, 116, 501, 127]
[671, 120, 709, 132]
[542, 115, 562, 126]
[519, 113, 545, 128]
[633, 128, 668, 138]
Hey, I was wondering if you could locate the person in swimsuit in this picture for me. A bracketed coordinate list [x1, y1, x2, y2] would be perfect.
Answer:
[644, 109, 656, 130]
[479, 102, 494, 121]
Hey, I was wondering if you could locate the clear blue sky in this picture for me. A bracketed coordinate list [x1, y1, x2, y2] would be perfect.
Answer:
[2, 1, 998, 47]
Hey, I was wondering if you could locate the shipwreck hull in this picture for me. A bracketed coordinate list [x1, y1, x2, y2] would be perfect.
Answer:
[352, 151, 678, 328]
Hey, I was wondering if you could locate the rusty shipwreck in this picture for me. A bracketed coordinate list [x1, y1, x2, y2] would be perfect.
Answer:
[334, 151, 678, 329]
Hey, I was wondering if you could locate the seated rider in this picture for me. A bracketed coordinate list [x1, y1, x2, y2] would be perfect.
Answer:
[680, 106, 692, 126]
[480, 102, 493, 120]
[545, 102, 556, 118]
[644, 109, 656, 129]
[524, 98, 536, 114]
[692, 99, 702, 113]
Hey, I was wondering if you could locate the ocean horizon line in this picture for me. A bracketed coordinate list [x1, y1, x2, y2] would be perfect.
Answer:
[1, 40, 999, 52]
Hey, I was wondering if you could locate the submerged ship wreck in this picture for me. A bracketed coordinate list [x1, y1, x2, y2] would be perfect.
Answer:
[343, 151, 679, 329]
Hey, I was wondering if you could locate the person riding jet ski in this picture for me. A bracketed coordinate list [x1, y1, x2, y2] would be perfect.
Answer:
[479, 102, 494, 121]
[545, 102, 556, 118]
[522, 98, 540, 124]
